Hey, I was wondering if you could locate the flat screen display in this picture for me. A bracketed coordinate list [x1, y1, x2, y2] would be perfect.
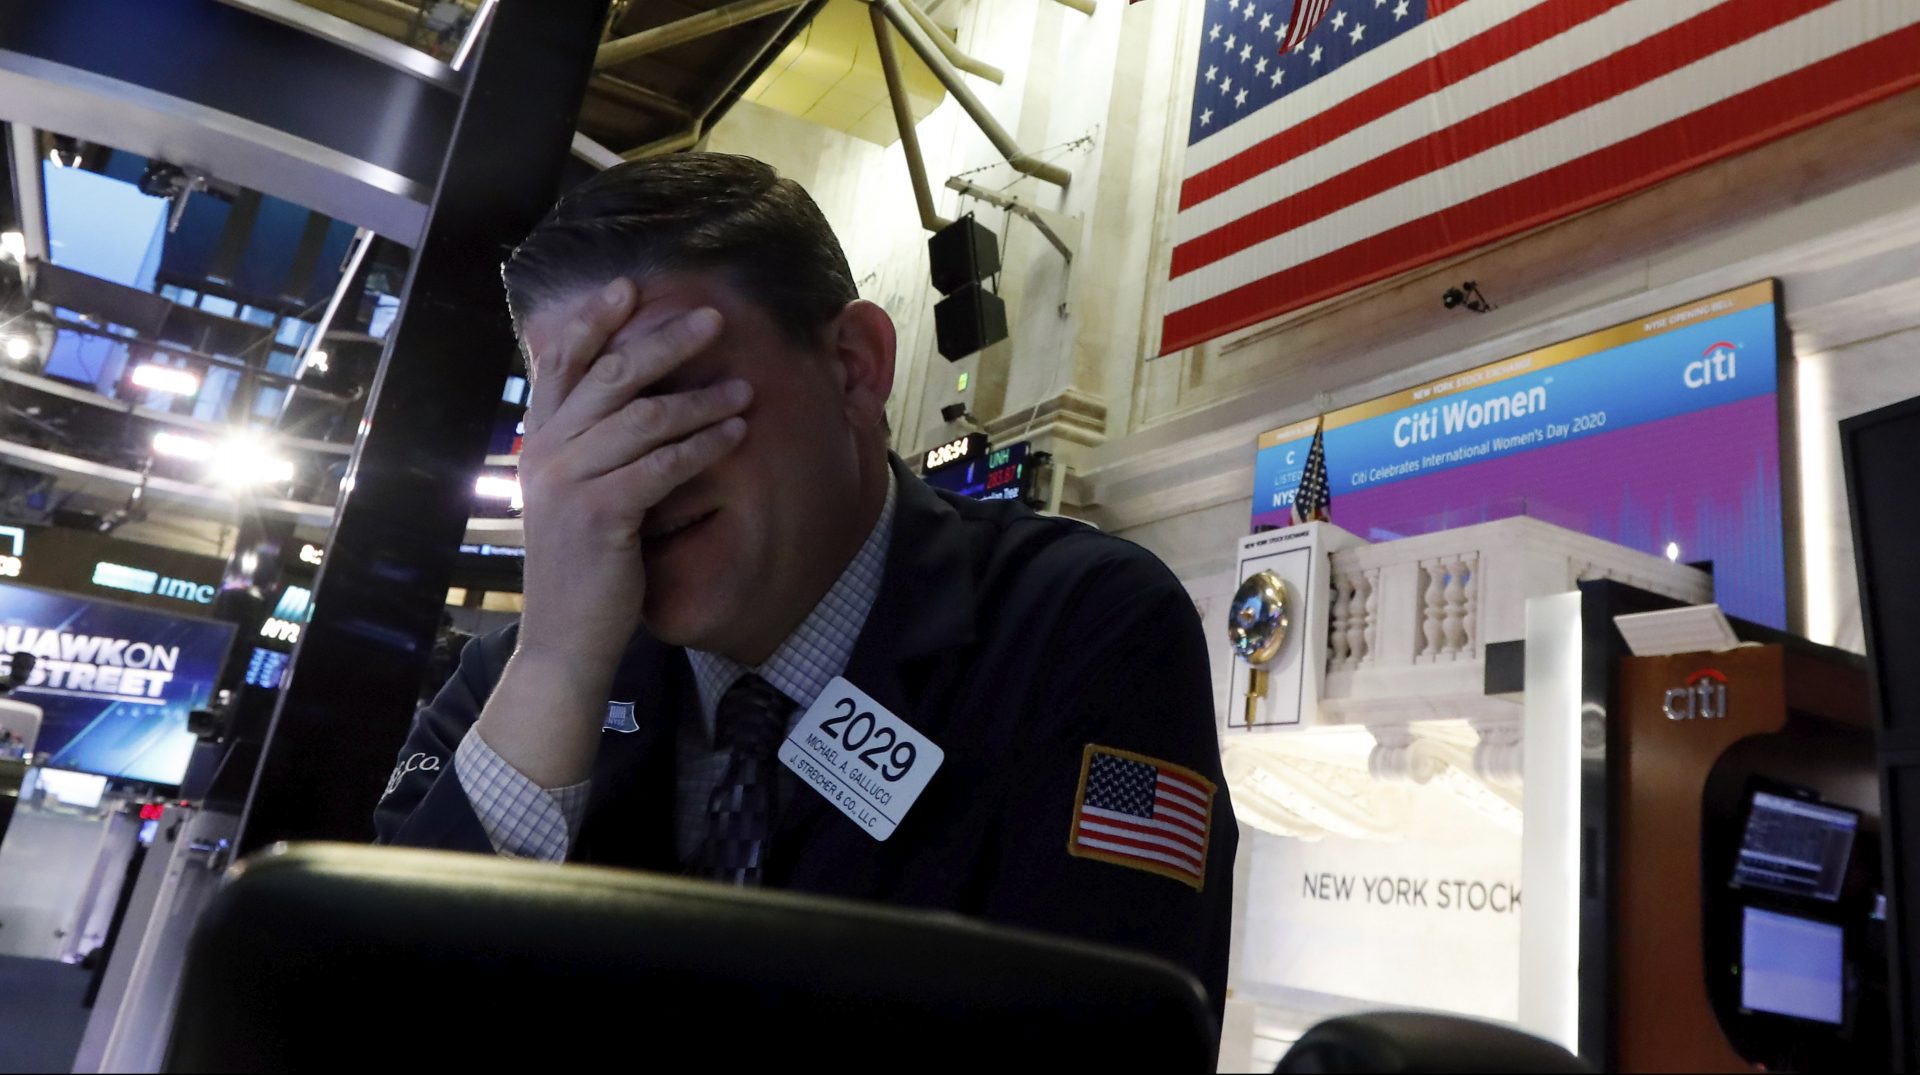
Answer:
[32, 767, 109, 810]
[1741, 907, 1844, 1024]
[1733, 791, 1857, 901]
[0, 581, 233, 786]
[1253, 281, 1786, 626]
[924, 442, 1031, 502]
[244, 646, 290, 690]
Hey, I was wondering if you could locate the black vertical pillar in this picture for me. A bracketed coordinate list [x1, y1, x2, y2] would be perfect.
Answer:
[237, 0, 612, 855]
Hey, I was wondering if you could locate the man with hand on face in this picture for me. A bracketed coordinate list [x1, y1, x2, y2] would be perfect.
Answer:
[375, 153, 1236, 1013]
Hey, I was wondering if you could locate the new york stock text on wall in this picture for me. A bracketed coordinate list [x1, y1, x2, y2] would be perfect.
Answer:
[1237, 785, 1523, 1021]
[1300, 872, 1520, 914]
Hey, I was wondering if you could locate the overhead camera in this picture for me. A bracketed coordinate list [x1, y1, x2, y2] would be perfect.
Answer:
[1441, 280, 1494, 314]
[137, 160, 210, 232]
[940, 402, 975, 424]
[136, 161, 187, 198]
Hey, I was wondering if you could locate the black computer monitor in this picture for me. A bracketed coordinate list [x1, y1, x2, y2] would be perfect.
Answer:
[1741, 906, 1846, 1025]
[1731, 787, 1859, 901]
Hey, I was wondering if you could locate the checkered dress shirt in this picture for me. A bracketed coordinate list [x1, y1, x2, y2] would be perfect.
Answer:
[456, 474, 897, 862]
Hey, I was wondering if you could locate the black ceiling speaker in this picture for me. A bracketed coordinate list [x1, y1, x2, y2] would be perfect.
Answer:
[934, 283, 1008, 362]
[928, 214, 1000, 296]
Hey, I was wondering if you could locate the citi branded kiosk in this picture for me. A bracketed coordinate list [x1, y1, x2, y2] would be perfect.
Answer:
[1212, 282, 1898, 1071]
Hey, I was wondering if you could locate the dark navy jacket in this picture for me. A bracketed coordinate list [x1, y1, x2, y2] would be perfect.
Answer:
[376, 459, 1237, 1011]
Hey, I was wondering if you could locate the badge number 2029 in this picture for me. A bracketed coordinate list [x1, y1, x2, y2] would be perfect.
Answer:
[779, 676, 944, 841]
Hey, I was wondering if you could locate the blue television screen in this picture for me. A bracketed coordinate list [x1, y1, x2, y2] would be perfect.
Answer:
[0, 581, 233, 786]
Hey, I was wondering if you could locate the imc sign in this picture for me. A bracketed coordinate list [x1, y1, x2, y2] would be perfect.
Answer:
[1253, 280, 1786, 626]
[0, 581, 233, 786]
[92, 560, 216, 604]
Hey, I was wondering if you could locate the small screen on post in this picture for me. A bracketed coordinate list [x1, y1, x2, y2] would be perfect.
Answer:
[1733, 790, 1857, 901]
[923, 442, 1030, 502]
[1741, 907, 1844, 1024]
[245, 647, 290, 690]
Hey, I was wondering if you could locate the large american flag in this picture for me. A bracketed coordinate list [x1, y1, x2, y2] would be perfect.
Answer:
[1070, 746, 1216, 890]
[1162, 0, 1920, 354]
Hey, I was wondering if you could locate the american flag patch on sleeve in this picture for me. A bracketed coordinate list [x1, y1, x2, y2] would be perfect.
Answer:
[1067, 744, 1216, 890]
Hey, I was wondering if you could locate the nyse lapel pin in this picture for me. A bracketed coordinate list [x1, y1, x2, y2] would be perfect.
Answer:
[603, 700, 639, 734]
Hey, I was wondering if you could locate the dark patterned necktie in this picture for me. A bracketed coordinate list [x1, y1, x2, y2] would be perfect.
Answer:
[691, 673, 795, 886]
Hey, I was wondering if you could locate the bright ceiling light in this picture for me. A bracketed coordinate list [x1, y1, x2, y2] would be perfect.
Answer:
[130, 363, 200, 396]
[3, 337, 30, 362]
[152, 431, 214, 461]
[474, 475, 521, 501]
[0, 231, 23, 263]
[209, 434, 295, 488]
[305, 348, 329, 373]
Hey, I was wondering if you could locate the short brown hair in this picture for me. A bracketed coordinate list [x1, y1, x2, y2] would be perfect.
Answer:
[502, 153, 857, 345]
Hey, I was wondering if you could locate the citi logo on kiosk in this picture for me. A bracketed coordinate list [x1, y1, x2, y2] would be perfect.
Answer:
[1685, 341, 1738, 389]
[1664, 667, 1728, 721]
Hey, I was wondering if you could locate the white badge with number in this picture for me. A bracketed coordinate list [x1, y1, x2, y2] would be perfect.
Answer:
[778, 676, 943, 841]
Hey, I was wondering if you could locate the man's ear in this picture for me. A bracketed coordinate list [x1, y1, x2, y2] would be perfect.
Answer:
[827, 300, 897, 430]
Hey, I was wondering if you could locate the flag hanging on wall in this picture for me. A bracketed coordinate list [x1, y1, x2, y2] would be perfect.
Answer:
[1160, 0, 1920, 355]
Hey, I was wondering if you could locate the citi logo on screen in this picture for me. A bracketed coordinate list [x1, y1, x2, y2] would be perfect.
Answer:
[1663, 667, 1728, 721]
[1685, 342, 1738, 389]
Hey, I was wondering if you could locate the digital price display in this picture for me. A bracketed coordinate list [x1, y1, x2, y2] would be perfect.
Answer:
[923, 442, 1031, 503]
[245, 646, 290, 690]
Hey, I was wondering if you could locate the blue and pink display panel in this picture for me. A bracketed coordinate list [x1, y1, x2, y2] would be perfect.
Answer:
[1253, 281, 1787, 627]
[0, 582, 234, 786]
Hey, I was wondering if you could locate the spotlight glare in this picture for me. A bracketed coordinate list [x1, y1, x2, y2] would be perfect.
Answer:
[130, 363, 200, 396]
[152, 431, 214, 461]
[474, 475, 521, 501]
[209, 435, 294, 487]
[1665, 541, 1681, 562]
[4, 337, 30, 362]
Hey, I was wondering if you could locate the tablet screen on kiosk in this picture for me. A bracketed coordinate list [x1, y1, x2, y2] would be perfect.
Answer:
[1740, 906, 1844, 1025]
[1732, 789, 1858, 901]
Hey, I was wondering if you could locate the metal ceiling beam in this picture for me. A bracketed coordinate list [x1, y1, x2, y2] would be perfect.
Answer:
[594, 73, 696, 121]
[872, 4, 950, 233]
[871, 0, 1071, 188]
[947, 176, 1074, 263]
[620, 2, 818, 160]
[595, 0, 811, 68]
[900, 0, 1002, 85]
